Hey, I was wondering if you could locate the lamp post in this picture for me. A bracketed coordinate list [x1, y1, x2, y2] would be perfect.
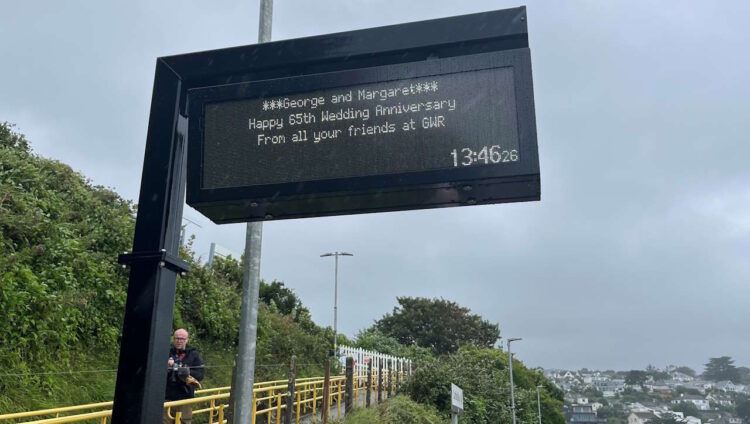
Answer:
[537, 385, 543, 424]
[507, 337, 522, 424]
[320, 252, 353, 352]
[179, 216, 201, 247]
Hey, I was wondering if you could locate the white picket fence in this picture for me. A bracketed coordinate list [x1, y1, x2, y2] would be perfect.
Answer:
[338, 345, 412, 381]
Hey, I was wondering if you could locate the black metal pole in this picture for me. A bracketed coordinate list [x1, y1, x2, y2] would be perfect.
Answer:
[366, 360, 372, 408]
[111, 59, 189, 424]
[345, 357, 354, 413]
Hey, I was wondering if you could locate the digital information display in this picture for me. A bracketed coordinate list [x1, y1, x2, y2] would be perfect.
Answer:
[183, 7, 539, 223]
[201, 66, 519, 189]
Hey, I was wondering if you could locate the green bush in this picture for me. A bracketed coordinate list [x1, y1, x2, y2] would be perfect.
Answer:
[354, 328, 432, 361]
[403, 345, 565, 424]
[1, 122, 133, 379]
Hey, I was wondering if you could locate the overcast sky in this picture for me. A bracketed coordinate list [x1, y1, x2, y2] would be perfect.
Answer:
[2, 1, 748, 372]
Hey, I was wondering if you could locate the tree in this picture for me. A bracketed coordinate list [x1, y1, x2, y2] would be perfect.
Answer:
[597, 405, 626, 424]
[670, 401, 699, 418]
[625, 370, 648, 387]
[0, 122, 29, 150]
[737, 399, 750, 422]
[703, 356, 741, 383]
[737, 366, 750, 384]
[354, 328, 431, 360]
[258, 279, 309, 320]
[582, 387, 604, 401]
[674, 366, 696, 377]
[374, 297, 500, 354]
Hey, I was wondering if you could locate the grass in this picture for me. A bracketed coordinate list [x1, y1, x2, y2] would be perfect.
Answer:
[338, 395, 448, 424]
[0, 344, 237, 416]
[0, 352, 117, 414]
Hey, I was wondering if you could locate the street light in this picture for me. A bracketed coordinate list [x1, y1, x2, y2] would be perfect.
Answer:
[537, 385, 543, 424]
[320, 252, 353, 352]
[507, 337, 522, 424]
[179, 216, 202, 246]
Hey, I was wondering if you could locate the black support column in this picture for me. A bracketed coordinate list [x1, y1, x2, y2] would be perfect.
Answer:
[111, 59, 190, 424]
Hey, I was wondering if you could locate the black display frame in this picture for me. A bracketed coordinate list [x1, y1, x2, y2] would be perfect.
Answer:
[188, 48, 538, 220]
[176, 6, 539, 222]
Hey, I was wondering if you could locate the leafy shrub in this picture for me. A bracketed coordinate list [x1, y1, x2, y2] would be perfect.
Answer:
[402, 345, 565, 424]
[354, 328, 431, 361]
[1, 122, 134, 374]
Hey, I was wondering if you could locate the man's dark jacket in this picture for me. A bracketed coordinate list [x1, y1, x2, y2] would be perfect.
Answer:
[165, 345, 205, 401]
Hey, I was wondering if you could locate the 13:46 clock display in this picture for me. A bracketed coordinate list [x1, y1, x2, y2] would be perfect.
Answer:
[450, 146, 519, 167]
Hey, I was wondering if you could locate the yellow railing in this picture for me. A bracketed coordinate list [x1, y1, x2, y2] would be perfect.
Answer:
[0, 371, 406, 424]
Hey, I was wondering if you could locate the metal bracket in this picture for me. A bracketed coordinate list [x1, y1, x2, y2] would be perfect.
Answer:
[118, 250, 191, 276]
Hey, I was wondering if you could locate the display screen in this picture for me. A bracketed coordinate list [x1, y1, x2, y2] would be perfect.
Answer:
[201, 66, 520, 189]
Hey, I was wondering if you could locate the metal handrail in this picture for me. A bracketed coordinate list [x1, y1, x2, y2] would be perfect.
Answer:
[0, 371, 405, 424]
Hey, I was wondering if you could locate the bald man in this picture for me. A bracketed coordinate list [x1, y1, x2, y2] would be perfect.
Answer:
[164, 329, 204, 424]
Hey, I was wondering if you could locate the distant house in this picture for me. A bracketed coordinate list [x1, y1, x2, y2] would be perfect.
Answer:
[628, 402, 648, 412]
[713, 417, 743, 424]
[706, 393, 734, 407]
[628, 403, 650, 413]
[682, 381, 712, 394]
[650, 412, 701, 424]
[545, 369, 563, 379]
[698, 381, 714, 391]
[670, 372, 695, 382]
[566, 405, 607, 423]
[716, 381, 746, 393]
[595, 379, 626, 397]
[646, 381, 673, 393]
[671, 395, 710, 411]
[628, 402, 668, 415]
[628, 412, 657, 424]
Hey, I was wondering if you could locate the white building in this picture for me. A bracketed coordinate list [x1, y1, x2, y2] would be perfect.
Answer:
[671, 395, 710, 411]
[716, 380, 746, 393]
[706, 393, 734, 407]
[670, 372, 695, 382]
[628, 412, 657, 424]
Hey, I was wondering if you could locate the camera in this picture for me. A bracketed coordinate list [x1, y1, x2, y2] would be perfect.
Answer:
[169, 363, 180, 382]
